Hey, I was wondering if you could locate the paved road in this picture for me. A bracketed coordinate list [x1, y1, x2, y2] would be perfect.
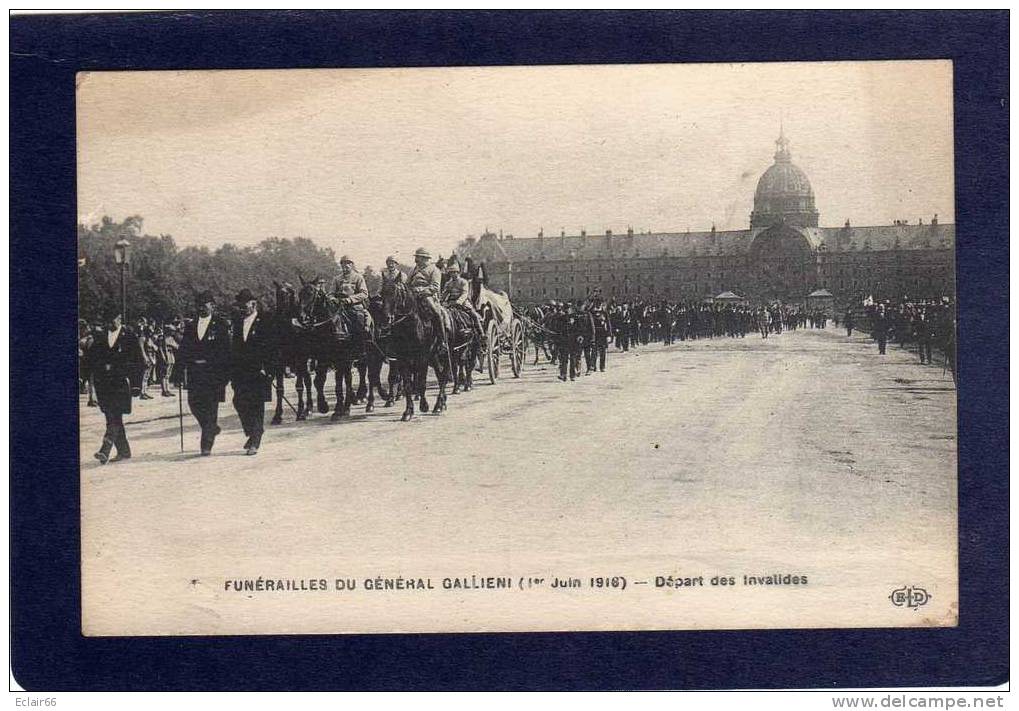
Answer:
[80, 327, 957, 635]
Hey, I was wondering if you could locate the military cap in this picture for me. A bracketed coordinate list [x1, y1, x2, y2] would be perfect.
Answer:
[311, 276, 326, 285]
[414, 247, 432, 259]
[446, 261, 461, 273]
[385, 255, 398, 264]
[340, 255, 354, 265]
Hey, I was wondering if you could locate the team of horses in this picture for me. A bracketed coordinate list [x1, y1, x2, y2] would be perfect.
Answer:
[268, 278, 483, 423]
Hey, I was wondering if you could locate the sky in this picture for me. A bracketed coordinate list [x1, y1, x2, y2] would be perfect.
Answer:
[77, 60, 954, 268]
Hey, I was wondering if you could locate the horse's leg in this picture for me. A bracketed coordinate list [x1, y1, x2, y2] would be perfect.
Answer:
[271, 370, 284, 424]
[315, 362, 330, 413]
[400, 360, 415, 421]
[418, 355, 431, 413]
[343, 362, 354, 416]
[384, 361, 396, 407]
[433, 353, 448, 414]
[338, 356, 350, 417]
[365, 356, 379, 413]
[355, 361, 368, 403]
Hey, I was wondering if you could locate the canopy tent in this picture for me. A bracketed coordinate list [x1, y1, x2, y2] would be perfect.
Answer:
[714, 291, 746, 303]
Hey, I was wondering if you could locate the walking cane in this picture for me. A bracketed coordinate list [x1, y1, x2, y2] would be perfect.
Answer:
[177, 380, 184, 452]
[269, 372, 300, 417]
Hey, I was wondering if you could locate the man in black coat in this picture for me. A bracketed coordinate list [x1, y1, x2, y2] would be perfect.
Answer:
[86, 306, 145, 464]
[172, 290, 232, 455]
[230, 288, 273, 455]
[871, 305, 891, 355]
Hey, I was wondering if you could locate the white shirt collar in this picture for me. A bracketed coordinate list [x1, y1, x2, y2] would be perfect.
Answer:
[107, 326, 121, 347]
[197, 314, 212, 340]
[242, 310, 257, 341]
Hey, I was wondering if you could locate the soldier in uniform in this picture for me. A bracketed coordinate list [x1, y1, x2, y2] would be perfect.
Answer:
[331, 256, 372, 342]
[381, 255, 406, 286]
[230, 289, 273, 455]
[408, 247, 443, 327]
[172, 290, 232, 455]
[441, 261, 483, 337]
[87, 306, 145, 464]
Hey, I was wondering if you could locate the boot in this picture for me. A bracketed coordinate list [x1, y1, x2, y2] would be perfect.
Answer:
[94, 436, 114, 465]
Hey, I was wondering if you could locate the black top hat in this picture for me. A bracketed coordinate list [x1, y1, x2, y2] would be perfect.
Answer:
[235, 288, 257, 303]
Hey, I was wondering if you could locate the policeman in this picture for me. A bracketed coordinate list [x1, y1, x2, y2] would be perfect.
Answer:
[87, 306, 145, 464]
[230, 289, 272, 455]
[173, 290, 232, 455]
[331, 255, 372, 341]
[441, 260, 483, 337]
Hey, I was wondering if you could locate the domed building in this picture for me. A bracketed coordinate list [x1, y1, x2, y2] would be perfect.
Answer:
[462, 132, 955, 305]
[750, 130, 819, 230]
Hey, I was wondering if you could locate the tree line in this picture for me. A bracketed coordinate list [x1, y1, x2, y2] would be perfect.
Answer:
[78, 216, 382, 322]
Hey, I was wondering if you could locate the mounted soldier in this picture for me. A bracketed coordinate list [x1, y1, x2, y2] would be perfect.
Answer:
[441, 260, 484, 338]
[381, 255, 406, 287]
[331, 255, 372, 344]
[408, 247, 444, 329]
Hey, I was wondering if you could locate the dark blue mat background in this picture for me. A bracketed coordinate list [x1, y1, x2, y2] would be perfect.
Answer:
[10, 11, 1008, 691]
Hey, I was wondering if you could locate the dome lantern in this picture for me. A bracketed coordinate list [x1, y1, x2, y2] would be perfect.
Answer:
[750, 130, 820, 230]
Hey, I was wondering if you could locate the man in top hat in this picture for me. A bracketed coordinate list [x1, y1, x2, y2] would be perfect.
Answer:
[408, 247, 443, 323]
[441, 260, 483, 337]
[172, 290, 232, 455]
[331, 255, 371, 340]
[381, 255, 406, 286]
[86, 305, 146, 464]
[230, 288, 273, 455]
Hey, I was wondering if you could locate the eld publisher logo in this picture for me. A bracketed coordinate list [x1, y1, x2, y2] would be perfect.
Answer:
[889, 586, 931, 609]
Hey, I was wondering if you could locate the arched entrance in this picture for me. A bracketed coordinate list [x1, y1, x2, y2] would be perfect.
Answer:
[748, 225, 814, 301]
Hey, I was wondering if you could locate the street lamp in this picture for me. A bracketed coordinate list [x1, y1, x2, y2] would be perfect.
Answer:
[113, 238, 131, 321]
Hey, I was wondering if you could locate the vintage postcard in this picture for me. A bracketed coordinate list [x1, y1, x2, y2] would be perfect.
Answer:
[76, 60, 957, 635]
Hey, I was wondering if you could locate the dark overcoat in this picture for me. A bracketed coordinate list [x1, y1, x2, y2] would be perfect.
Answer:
[174, 316, 232, 401]
[87, 326, 144, 415]
[230, 312, 273, 403]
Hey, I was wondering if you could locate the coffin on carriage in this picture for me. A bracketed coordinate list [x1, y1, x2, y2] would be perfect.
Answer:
[473, 285, 525, 383]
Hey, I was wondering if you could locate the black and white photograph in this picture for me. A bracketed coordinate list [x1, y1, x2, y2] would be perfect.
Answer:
[74, 60, 959, 636]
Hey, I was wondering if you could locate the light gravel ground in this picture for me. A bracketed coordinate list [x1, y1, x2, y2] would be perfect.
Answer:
[80, 327, 957, 635]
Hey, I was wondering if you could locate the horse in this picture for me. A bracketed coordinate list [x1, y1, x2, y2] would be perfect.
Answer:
[295, 281, 384, 421]
[379, 279, 452, 421]
[269, 281, 315, 423]
[523, 304, 555, 365]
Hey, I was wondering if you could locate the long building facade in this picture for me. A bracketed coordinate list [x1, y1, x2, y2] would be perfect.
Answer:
[460, 132, 955, 306]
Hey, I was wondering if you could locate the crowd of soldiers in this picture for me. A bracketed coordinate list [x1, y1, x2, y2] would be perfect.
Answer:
[852, 297, 957, 374]
[528, 297, 834, 382]
[80, 243, 956, 465]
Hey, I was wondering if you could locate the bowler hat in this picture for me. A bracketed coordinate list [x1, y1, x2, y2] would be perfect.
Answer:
[235, 288, 257, 303]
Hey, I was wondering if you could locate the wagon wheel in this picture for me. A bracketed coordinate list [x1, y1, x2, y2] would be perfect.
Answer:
[486, 320, 499, 384]
[510, 319, 525, 378]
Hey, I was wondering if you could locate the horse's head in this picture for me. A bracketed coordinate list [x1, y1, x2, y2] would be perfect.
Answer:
[296, 282, 325, 325]
[379, 279, 413, 324]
